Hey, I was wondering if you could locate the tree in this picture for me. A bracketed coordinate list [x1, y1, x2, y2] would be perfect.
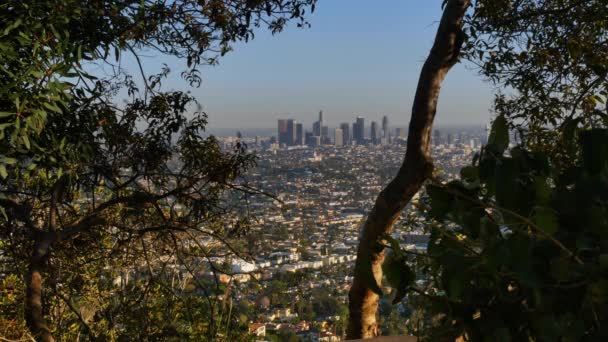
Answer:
[347, 0, 471, 338]
[0, 0, 316, 340]
[463, 0, 608, 168]
[413, 121, 608, 340]
[348, 0, 608, 338]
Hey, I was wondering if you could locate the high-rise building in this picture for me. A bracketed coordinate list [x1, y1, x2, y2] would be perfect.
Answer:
[382, 115, 389, 139]
[313, 110, 324, 137]
[295, 122, 304, 145]
[286, 119, 296, 146]
[355, 116, 365, 145]
[313, 121, 321, 137]
[371, 121, 379, 145]
[320, 125, 329, 144]
[277, 119, 288, 145]
[335, 128, 344, 146]
[339, 123, 350, 145]
[305, 131, 315, 147]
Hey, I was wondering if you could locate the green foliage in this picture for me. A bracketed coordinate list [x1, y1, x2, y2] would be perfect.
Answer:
[383, 235, 416, 304]
[416, 118, 608, 341]
[0, 0, 316, 340]
[464, 0, 608, 167]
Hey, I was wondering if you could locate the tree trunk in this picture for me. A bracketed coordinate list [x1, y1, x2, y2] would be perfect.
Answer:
[26, 233, 55, 342]
[346, 0, 470, 339]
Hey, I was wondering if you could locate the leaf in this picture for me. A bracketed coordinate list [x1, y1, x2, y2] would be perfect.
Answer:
[488, 115, 509, 154]
[384, 234, 402, 256]
[549, 257, 571, 282]
[460, 165, 479, 182]
[0, 165, 7, 179]
[382, 251, 415, 304]
[533, 206, 558, 235]
[534, 176, 551, 205]
[0, 112, 14, 118]
[599, 254, 608, 271]
[22, 134, 31, 150]
[427, 184, 452, 220]
[43, 102, 62, 113]
[580, 129, 608, 175]
[1, 157, 17, 165]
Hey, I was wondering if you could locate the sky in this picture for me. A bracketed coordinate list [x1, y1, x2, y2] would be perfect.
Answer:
[119, 0, 496, 130]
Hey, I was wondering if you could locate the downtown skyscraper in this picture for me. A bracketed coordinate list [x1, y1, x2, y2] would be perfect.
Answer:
[339, 123, 350, 145]
[277, 119, 298, 146]
[370, 121, 379, 145]
[353, 116, 365, 145]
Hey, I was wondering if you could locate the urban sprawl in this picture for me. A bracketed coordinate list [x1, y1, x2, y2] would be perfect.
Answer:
[209, 112, 490, 341]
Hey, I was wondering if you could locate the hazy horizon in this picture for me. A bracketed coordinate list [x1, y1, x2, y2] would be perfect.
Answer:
[111, 0, 495, 130]
[205, 124, 487, 138]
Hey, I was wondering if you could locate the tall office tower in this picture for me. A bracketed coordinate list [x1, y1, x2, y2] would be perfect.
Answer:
[277, 119, 288, 145]
[447, 133, 454, 145]
[356, 116, 365, 145]
[313, 110, 324, 137]
[340, 123, 350, 145]
[321, 126, 329, 137]
[312, 121, 320, 137]
[352, 122, 358, 145]
[433, 129, 442, 145]
[286, 119, 296, 146]
[370, 121, 379, 145]
[382, 115, 389, 139]
[295, 122, 304, 145]
[335, 128, 344, 146]
[305, 131, 314, 147]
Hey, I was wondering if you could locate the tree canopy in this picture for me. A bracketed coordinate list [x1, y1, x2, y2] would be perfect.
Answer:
[0, 0, 316, 340]
[464, 0, 608, 166]
[402, 120, 608, 340]
[348, 0, 608, 339]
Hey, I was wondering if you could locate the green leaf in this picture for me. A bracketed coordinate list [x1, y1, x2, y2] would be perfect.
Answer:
[1, 157, 17, 165]
[427, 184, 452, 220]
[382, 251, 415, 304]
[550, 257, 571, 282]
[384, 234, 402, 255]
[0, 112, 14, 118]
[460, 165, 479, 182]
[0, 165, 7, 179]
[22, 134, 31, 150]
[534, 176, 551, 205]
[43, 102, 62, 114]
[599, 254, 608, 271]
[533, 206, 558, 235]
[488, 115, 509, 154]
[580, 129, 608, 175]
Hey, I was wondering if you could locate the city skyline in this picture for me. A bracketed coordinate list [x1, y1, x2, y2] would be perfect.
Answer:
[273, 112, 487, 148]
[114, 0, 494, 129]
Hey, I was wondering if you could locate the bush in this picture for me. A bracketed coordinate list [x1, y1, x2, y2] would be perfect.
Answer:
[411, 118, 608, 340]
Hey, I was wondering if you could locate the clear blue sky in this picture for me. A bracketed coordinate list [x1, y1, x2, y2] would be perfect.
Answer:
[119, 0, 495, 129]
